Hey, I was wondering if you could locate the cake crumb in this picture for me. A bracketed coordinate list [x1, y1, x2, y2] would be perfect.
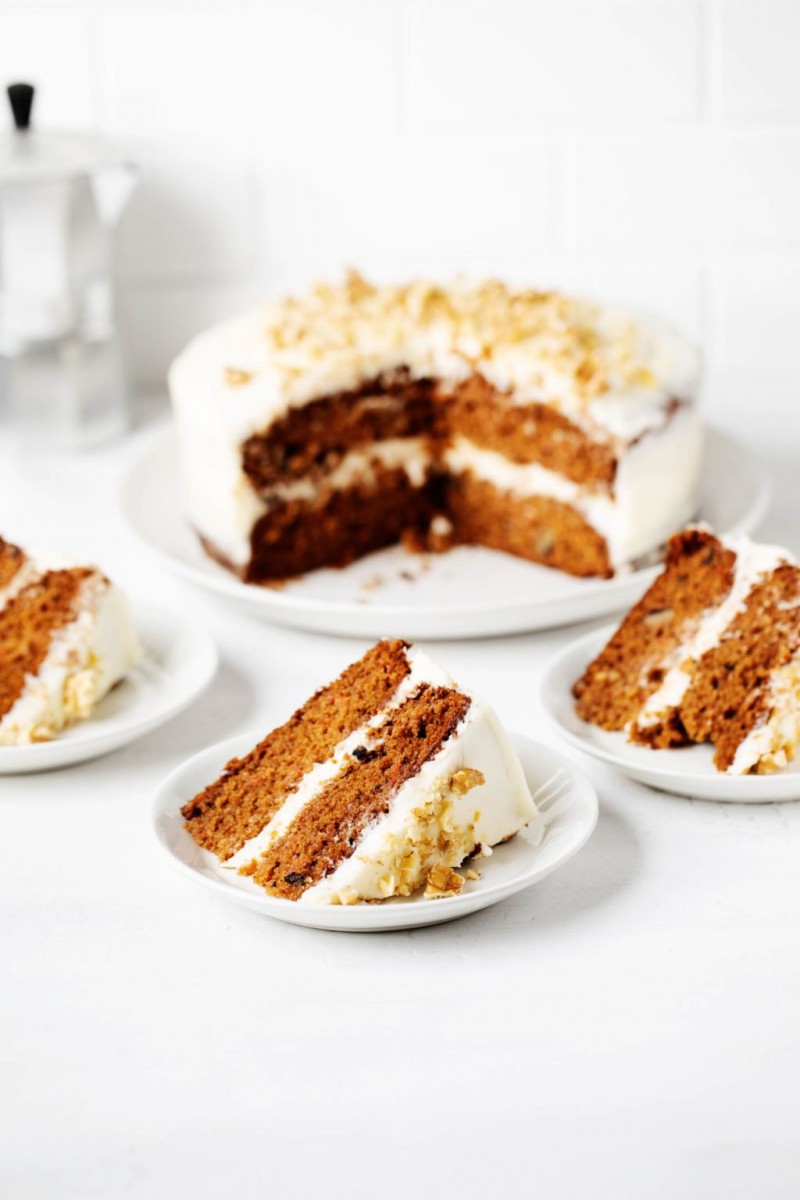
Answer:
[464, 868, 481, 881]
[424, 864, 464, 899]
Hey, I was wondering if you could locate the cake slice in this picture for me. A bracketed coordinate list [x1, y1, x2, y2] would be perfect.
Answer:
[573, 527, 800, 773]
[182, 639, 537, 904]
[0, 536, 139, 745]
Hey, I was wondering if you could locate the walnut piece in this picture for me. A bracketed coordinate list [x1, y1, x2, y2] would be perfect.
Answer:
[424, 864, 465, 899]
[223, 366, 252, 387]
[449, 767, 485, 796]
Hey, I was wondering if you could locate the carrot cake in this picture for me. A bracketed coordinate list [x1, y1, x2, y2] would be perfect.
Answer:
[0, 536, 138, 745]
[181, 638, 538, 904]
[169, 272, 702, 583]
[573, 527, 800, 773]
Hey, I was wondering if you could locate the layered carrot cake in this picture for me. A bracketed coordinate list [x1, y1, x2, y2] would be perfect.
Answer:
[573, 527, 800, 774]
[169, 272, 702, 583]
[182, 639, 537, 904]
[0, 536, 138, 744]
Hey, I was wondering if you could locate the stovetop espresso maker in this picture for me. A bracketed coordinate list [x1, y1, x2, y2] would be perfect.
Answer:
[0, 83, 137, 447]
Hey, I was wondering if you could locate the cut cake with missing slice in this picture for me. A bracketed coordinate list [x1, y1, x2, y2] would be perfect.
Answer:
[573, 527, 800, 773]
[182, 639, 538, 904]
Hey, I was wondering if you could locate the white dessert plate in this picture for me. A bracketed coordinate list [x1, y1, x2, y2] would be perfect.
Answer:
[540, 625, 800, 803]
[152, 732, 598, 932]
[0, 605, 218, 774]
[120, 426, 769, 640]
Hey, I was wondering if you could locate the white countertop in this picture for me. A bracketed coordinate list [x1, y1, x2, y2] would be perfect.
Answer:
[2, 407, 800, 1200]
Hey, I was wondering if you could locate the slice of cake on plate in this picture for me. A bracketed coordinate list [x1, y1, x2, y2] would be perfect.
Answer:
[169, 272, 702, 582]
[0, 536, 139, 745]
[181, 639, 538, 904]
[573, 527, 800, 773]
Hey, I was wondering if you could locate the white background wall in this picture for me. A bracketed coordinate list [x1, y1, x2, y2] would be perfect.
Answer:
[2, 0, 799, 441]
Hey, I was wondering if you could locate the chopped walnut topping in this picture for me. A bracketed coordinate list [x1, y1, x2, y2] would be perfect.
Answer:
[424, 864, 465, 899]
[256, 272, 661, 404]
[223, 366, 252, 387]
[449, 767, 486, 796]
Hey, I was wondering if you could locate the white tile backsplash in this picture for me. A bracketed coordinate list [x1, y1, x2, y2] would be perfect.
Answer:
[96, 7, 256, 148]
[0, 0, 798, 403]
[715, 256, 800, 368]
[571, 132, 800, 248]
[719, 1, 800, 120]
[117, 154, 255, 284]
[404, 1, 701, 129]
[251, 2, 401, 135]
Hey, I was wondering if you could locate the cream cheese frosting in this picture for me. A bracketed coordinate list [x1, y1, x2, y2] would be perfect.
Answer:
[729, 653, 800, 774]
[0, 552, 139, 745]
[171, 272, 700, 439]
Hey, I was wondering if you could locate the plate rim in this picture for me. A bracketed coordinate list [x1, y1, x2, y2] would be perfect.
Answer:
[0, 601, 219, 774]
[539, 623, 800, 801]
[151, 730, 599, 931]
[119, 423, 771, 628]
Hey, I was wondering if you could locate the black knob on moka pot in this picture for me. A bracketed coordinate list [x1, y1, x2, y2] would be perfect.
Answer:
[7, 82, 34, 132]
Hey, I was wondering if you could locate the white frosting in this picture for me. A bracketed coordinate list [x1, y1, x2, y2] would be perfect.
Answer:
[0, 557, 139, 745]
[263, 437, 430, 506]
[729, 651, 800, 774]
[169, 279, 700, 442]
[633, 535, 791, 733]
[169, 276, 702, 572]
[223, 644, 536, 903]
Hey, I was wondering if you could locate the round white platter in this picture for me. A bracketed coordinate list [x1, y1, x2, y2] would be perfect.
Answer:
[0, 605, 218, 774]
[121, 426, 769, 641]
[540, 625, 800, 803]
[152, 731, 598, 932]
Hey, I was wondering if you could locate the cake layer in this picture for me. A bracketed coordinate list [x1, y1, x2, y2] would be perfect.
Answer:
[244, 464, 435, 581]
[679, 563, 800, 771]
[0, 540, 139, 745]
[181, 639, 415, 857]
[444, 373, 617, 487]
[444, 472, 613, 578]
[242, 368, 436, 489]
[183, 639, 537, 903]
